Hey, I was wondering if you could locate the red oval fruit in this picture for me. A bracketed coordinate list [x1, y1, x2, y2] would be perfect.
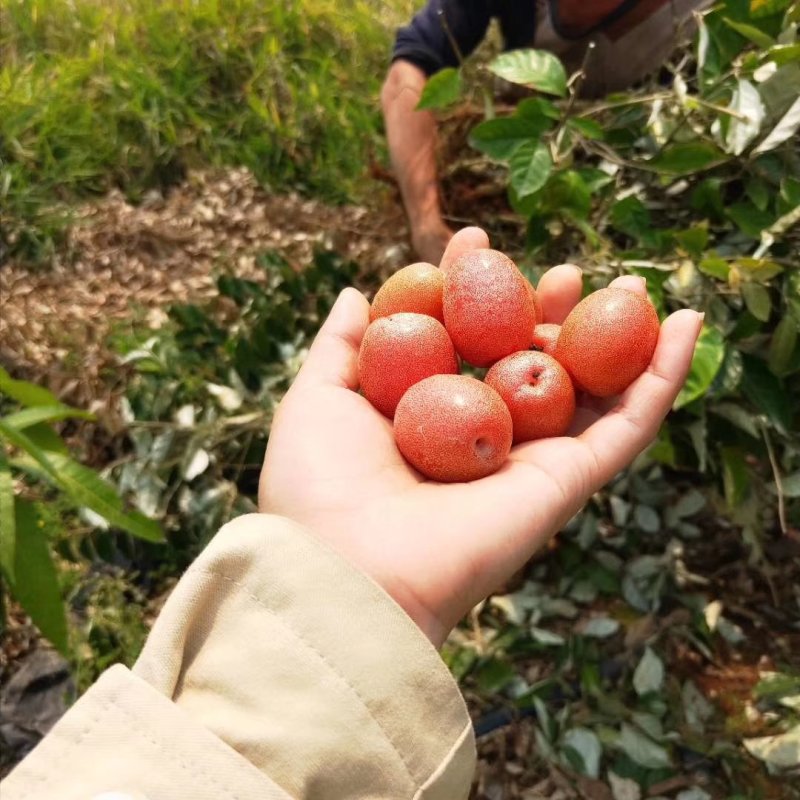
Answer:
[443, 249, 537, 367]
[555, 287, 660, 397]
[370, 262, 444, 323]
[485, 351, 575, 442]
[358, 313, 458, 418]
[394, 375, 512, 482]
[530, 323, 561, 356]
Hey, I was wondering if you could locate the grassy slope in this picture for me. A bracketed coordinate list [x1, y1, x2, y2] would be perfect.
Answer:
[0, 0, 415, 258]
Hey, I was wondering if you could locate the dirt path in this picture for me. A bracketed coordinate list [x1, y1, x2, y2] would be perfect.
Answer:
[1, 168, 410, 405]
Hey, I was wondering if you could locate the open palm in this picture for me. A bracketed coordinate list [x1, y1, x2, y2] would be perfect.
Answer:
[260, 228, 702, 647]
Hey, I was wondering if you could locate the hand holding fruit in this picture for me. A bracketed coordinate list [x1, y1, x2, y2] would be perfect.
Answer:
[259, 227, 703, 648]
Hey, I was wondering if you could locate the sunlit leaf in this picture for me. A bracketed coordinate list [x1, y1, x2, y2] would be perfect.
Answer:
[741, 282, 772, 321]
[1, 404, 93, 430]
[0, 450, 15, 583]
[674, 325, 726, 409]
[743, 726, 800, 768]
[416, 67, 461, 110]
[0, 421, 164, 542]
[0, 367, 58, 407]
[754, 96, 800, 154]
[488, 49, 567, 96]
[725, 79, 766, 155]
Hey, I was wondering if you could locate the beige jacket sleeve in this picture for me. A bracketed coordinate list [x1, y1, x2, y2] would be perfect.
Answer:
[2, 514, 476, 800]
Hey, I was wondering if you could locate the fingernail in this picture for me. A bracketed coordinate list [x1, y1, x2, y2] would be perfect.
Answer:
[638, 276, 647, 286]
[565, 263, 582, 276]
[697, 311, 705, 323]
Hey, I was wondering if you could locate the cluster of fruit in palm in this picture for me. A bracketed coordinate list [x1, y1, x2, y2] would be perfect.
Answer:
[358, 250, 660, 483]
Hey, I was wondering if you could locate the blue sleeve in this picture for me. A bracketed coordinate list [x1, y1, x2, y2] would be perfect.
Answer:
[391, 0, 494, 76]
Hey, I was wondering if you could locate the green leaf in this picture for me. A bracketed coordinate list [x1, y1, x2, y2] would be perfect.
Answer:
[567, 117, 604, 140]
[416, 67, 461, 110]
[517, 97, 561, 120]
[674, 225, 709, 259]
[0, 449, 15, 583]
[741, 282, 772, 321]
[674, 326, 726, 409]
[727, 203, 775, 236]
[634, 648, 665, 695]
[1, 404, 93, 431]
[721, 446, 750, 507]
[733, 257, 784, 282]
[488, 49, 567, 96]
[0, 421, 164, 543]
[10, 500, 68, 655]
[749, 0, 792, 19]
[469, 117, 540, 161]
[21, 424, 69, 455]
[741, 354, 793, 432]
[509, 140, 552, 199]
[562, 728, 602, 778]
[611, 196, 651, 240]
[650, 143, 725, 174]
[699, 257, 731, 280]
[768, 315, 798, 375]
[617, 723, 672, 769]
[722, 17, 776, 48]
[0, 367, 58, 407]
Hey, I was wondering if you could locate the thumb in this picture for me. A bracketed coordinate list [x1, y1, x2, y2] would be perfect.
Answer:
[295, 287, 370, 389]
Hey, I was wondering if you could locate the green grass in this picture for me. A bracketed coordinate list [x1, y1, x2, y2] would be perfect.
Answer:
[0, 0, 415, 260]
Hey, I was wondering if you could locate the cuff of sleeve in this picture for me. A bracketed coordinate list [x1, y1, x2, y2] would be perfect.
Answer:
[133, 513, 476, 800]
[1, 664, 293, 800]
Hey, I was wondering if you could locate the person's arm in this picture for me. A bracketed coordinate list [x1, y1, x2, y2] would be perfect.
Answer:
[381, 60, 452, 265]
[383, 0, 493, 264]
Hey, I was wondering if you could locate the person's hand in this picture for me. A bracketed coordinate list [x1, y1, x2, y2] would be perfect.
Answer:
[411, 217, 454, 265]
[259, 227, 703, 648]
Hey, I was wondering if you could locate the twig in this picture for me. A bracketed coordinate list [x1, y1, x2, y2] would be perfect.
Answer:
[553, 42, 596, 158]
[437, 9, 465, 65]
[762, 422, 787, 536]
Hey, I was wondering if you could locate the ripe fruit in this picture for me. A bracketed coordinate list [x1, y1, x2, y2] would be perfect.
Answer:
[530, 323, 561, 356]
[358, 313, 458, 418]
[370, 262, 444, 323]
[555, 287, 660, 397]
[394, 375, 512, 482]
[485, 351, 576, 442]
[443, 249, 537, 367]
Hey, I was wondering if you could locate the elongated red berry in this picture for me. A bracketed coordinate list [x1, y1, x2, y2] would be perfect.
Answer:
[394, 375, 512, 482]
[555, 287, 660, 397]
[443, 249, 537, 367]
[485, 351, 575, 442]
[358, 313, 458, 418]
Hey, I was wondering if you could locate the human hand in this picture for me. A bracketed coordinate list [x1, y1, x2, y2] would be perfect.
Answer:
[411, 218, 454, 265]
[259, 227, 703, 648]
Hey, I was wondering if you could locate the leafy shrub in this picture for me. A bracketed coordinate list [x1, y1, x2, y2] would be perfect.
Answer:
[112, 248, 358, 557]
[424, 0, 800, 545]
[0, 368, 163, 654]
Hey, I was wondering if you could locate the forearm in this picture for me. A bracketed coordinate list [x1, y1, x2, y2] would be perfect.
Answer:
[381, 60, 443, 230]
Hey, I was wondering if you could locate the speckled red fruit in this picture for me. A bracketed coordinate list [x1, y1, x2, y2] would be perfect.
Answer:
[485, 351, 575, 442]
[530, 323, 561, 356]
[394, 375, 512, 482]
[370, 262, 444, 323]
[527, 280, 543, 326]
[358, 313, 458, 418]
[555, 287, 660, 397]
[443, 249, 537, 367]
